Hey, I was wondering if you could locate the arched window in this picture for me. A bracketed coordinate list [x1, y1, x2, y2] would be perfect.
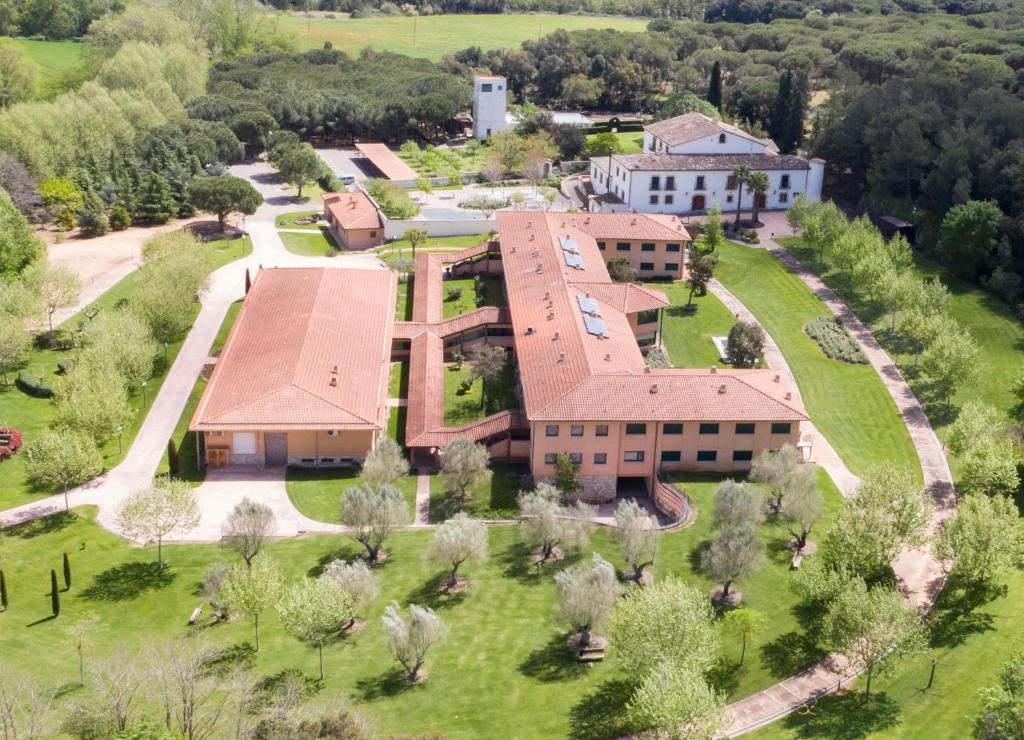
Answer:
[718, 133, 727, 143]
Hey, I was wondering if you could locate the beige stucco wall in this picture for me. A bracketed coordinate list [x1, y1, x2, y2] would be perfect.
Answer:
[528, 420, 802, 484]
[597, 238, 686, 280]
[204, 428, 377, 466]
[340, 226, 384, 251]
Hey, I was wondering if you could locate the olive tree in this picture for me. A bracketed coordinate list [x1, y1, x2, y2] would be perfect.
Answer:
[713, 479, 764, 529]
[749, 443, 802, 513]
[340, 483, 409, 564]
[322, 559, 379, 630]
[614, 499, 659, 583]
[115, 479, 201, 569]
[220, 556, 282, 651]
[439, 438, 491, 500]
[554, 553, 623, 649]
[780, 470, 824, 551]
[221, 497, 276, 569]
[426, 513, 488, 591]
[362, 438, 410, 489]
[23, 429, 103, 511]
[701, 523, 764, 603]
[277, 578, 354, 681]
[518, 483, 594, 565]
[382, 602, 448, 683]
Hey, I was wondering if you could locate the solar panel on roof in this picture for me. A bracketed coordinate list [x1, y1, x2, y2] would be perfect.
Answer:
[577, 295, 601, 316]
[583, 315, 609, 337]
[564, 251, 585, 269]
[559, 236, 579, 253]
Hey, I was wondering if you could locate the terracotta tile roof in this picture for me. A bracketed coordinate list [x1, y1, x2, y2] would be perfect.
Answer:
[412, 253, 444, 324]
[567, 212, 691, 242]
[613, 152, 810, 172]
[190, 268, 395, 431]
[405, 331, 444, 445]
[645, 112, 776, 150]
[408, 410, 528, 448]
[354, 142, 419, 181]
[569, 283, 670, 314]
[533, 369, 808, 421]
[323, 192, 381, 231]
[394, 307, 511, 341]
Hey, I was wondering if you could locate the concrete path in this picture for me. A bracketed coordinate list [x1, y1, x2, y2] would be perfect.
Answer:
[414, 474, 431, 525]
[718, 211, 956, 737]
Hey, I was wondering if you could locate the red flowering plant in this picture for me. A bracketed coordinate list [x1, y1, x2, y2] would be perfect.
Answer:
[0, 428, 23, 462]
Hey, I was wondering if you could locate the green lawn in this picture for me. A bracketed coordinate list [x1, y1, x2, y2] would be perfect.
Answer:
[715, 240, 921, 482]
[275, 210, 325, 230]
[376, 233, 491, 258]
[396, 280, 412, 320]
[586, 130, 645, 154]
[442, 275, 505, 318]
[443, 362, 517, 426]
[780, 237, 1024, 445]
[279, 229, 338, 256]
[210, 299, 243, 356]
[11, 38, 84, 86]
[0, 467, 846, 738]
[281, 13, 649, 60]
[655, 281, 739, 368]
[285, 467, 419, 522]
[428, 462, 526, 521]
[398, 145, 489, 177]
[390, 361, 409, 399]
[0, 236, 250, 510]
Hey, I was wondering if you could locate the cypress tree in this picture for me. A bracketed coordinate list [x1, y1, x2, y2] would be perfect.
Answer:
[245, 268, 251, 294]
[782, 72, 809, 155]
[63, 552, 72, 590]
[1, 570, 7, 610]
[168, 440, 179, 476]
[50, 570, 60, 618]
[707, 61, 722, 111]
[770, 70, 792, 147]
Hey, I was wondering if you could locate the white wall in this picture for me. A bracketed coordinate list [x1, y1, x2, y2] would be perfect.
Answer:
[473, 77, 509, 140]
[383, 216, 497, 239]
[643, 131, 769, 155]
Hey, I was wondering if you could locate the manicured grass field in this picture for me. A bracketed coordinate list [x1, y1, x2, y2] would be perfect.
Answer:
[0, 468, 846, 738]
[285, 467, 419, 522]
[586, 130, 645, 154]
[11, 38, 84, 86]
[780, 237, 1024, 441]
[390, 361, 409, 399]
[275, 210, 325, 230]
[398, 145, 488, 177]
[376, 233, 489, 255]
[442, 275, 505, 318]
[0, 236, 250, 510]
[210, 299, 243, 356]
[715, 240, 921, 482]
[655, 280, 739, 368]
[282, 13, 650, 60]
[428, 462, 526, 521]
[442, 362, 517, 426]
[278, 229, 338, 256]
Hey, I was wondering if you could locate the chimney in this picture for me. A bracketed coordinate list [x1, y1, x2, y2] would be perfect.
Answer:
[785, 392, 792, 400]
[644, 367, 651, 374]
[544, 292, 550, 300]
[710, 365, 717, 374]
[330, 377, 338, 387]
[553, 332, 560, 340]
[774, 374, 780, 383]
[526, 327, 534, 335]
[604, 353, 611, 361]
[650, 383, 659, 394]
[718, 384, 727, 394]
[332, 365, 338, 374]
[558, 352, 566, 362]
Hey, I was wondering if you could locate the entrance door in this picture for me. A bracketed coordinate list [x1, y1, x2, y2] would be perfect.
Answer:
[755, 193, 767, 209]
[691, 194, 706, 211]
[265, 433, 288, 465]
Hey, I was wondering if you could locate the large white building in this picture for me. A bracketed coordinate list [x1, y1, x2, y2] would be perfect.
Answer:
[588, 112, 824, 215]
[472, 75, 510, 139]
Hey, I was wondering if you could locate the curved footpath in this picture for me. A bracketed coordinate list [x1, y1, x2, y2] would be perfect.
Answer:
[718, 216, 956, 737]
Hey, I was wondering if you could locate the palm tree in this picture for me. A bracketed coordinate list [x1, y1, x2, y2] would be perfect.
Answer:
[747, 171, 770, 225]
[731, 164, 752, 225]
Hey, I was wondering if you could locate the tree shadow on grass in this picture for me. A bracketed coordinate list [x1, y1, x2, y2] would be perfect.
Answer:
[306, 543, 364, 578]
[927, 579, 1003, 649]
[759, 631, 828, 680]
[707, 655, 742, 697]
[81, 561, 175, 602]
[518, 634, 588, 683]
[3, 511, 77, 539]
[404, 572, 469, 610]
[205, 642, 257, 675]
[355, 667, 415, 701]
[778, 690, 901, 739]
[568, 678, 634, 740]
[498, 540, 545, 584]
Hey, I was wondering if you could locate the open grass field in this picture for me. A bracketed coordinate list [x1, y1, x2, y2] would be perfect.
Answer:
[286, 467, 419, 522]
[0, 468, 846, 738]
[780, 237, 1024, 445]
[275, 210, 325, 230]
[428, 462, 526, 521]
[0, 236, 250, 511]
[442, 362, 517, 426]
[278, 229, 338, 256]
[442, 275, 505, 318]
[656, 280, 738, 368]
[586, 130, 645, 154]
[281, 13, 650, 60]
[715, 240, 921, 482]
[376, 234, 489, 256]
[11, 38, 84, 85]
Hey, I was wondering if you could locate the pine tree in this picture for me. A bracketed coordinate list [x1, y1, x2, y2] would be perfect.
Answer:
[0, 570, 7, 610]
[769, 70, 792, 147]
[134, 173, 176, 224]
[78, 187, 109, 237]
[63, 553, 71, 590]
[707, 61, 722, 112]
[50, 569, 60, 618]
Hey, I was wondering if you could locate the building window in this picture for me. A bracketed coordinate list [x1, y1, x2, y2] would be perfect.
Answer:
[640, 262, 655, 271]
[665, 176, 676, 191]
[617, 242, 630, 252]
[597, 241, 606, 251]
[727, 175, 738, 190]
[726, 194, 734, 203]
[718, 133, 727, 143]
[663, 423, 683, 435]
[779, 192, 789, 203]
[665, 263, 679, 271]
[771, 422, 792, 434]
[624, 451, 645, 462]
[733, 450, 753, 462]
[780, 174, 790, 189]
[569, 453, 583, 464]
[699, 423, 719, 435]
[649, 195, 659, 205]
[594, 452, 607, 464]
[637, 309, 659, 324]
[695, 176, 706, 191]
[664, 195, 674, 205]
[481, 83, 492, 92]
[596, 424, 609, 437]
[544, 453, 557, 464]
[697, 450, 718, 462]
[370, 230, 377, 238]
[650, 176, 660, 191]
[570, 424, 584, 437]
[641, 243, 656, 252]
[735, 422, 755, 435]
[660, 450, 682, 462]
[625, 423, 647, 435]
[667, 243, 681, 252]
[545, 425, 559, 437]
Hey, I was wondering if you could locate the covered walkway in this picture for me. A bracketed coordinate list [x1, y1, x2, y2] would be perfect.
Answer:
[354, 142, 419, 182]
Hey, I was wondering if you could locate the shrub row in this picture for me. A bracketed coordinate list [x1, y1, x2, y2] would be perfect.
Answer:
[17, 370, 54, 398]
[804, 316, 867, 364]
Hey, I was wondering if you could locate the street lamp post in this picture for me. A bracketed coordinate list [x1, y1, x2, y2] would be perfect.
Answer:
[141, 380, 148, 408]
[117, 424, 124, 454]
[163, 341, 169, 364]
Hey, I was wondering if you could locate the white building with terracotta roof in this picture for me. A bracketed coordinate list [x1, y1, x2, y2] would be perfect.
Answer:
[588, 111, 824, 216]
[322, 192, 384, 250]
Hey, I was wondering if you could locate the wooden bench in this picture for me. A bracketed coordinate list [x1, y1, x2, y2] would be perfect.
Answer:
[791, 552, 804, 571]
[188, 606, 202, 625]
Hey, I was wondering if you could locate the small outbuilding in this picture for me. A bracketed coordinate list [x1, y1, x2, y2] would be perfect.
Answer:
[322, 192, 384, 250]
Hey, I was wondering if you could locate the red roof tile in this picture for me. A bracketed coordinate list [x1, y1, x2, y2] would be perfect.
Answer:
[323, 192, 381, 231]
[355, 143, 419, 181]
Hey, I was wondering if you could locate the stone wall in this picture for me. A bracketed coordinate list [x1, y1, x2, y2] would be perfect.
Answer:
[537, 474, 617, 504]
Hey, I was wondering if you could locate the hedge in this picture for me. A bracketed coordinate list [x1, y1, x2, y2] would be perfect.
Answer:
[804, 316, 868, 364]
[16, 370, 54, 398]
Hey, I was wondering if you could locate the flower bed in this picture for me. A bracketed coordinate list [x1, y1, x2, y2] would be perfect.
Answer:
[0, 428, 23, 462]
[804, 316, 867, 364]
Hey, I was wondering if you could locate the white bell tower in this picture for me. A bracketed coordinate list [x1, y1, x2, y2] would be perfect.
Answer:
[472, 75, 509, 140]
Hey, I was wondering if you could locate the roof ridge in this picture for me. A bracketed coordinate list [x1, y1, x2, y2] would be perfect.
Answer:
[728, 373, 808, 419]
[282, 382, 377, 426]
